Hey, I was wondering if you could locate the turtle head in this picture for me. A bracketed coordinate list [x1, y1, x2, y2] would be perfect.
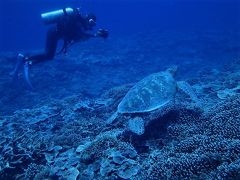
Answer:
[166, 65, 178, 77]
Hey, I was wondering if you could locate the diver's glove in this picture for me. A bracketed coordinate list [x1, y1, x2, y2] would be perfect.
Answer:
[96, 29, 109, 39]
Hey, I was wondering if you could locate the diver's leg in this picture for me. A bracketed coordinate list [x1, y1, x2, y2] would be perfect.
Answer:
[12, 27, 60, 89]
[14, 27, 59, 89]
[27, 27, 60, 64]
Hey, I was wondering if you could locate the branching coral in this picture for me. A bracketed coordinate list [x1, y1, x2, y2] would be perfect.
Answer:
[141, 95, 240, 179]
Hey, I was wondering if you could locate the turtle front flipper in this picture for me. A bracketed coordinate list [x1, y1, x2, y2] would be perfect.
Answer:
[177, 81, 201, 105]
[107, 111, 119, 124]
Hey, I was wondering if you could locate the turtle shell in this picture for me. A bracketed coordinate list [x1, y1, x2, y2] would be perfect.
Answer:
[118, 71, 177, 113]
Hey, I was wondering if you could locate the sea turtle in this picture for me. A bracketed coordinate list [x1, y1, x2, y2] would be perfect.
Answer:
[107, 66, 200, 134]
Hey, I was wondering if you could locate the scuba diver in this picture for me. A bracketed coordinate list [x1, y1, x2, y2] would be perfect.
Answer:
[12, 7, 109, 89]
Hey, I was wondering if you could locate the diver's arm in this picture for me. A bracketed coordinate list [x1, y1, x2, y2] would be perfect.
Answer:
[74, 29, 108, 42]
[82, 28, 109, 38]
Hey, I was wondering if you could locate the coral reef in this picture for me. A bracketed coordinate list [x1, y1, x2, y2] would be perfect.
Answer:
[139, 95, 240, 179]
[0, 30, 239, 179]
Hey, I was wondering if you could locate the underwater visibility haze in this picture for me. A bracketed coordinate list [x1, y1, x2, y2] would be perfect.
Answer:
[0, 0, 240, 179]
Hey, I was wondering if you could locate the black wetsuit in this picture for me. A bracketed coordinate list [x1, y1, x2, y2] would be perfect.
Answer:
[27, 14, 95, 64]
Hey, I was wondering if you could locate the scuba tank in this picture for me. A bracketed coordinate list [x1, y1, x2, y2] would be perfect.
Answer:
[41, 7, 76, 25]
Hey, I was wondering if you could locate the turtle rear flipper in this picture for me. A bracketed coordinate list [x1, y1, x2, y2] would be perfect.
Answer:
[127, 117, 145, 135]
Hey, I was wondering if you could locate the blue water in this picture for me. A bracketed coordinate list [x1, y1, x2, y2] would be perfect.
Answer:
[1, 0, 239, 50]
[0, 0, 239, 114]
[0, 0, 239, 119]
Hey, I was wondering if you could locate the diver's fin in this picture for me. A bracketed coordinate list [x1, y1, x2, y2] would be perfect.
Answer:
[23, 62, 34, 90]
[11, 53, 25, 81]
